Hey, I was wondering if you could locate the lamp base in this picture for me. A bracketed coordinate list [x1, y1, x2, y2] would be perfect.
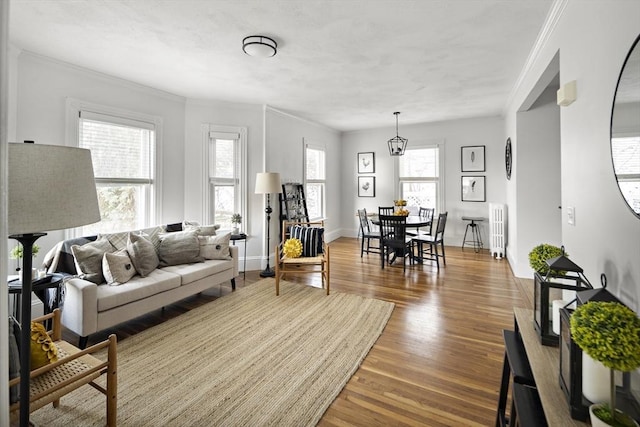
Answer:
[260, 267, 275, 278]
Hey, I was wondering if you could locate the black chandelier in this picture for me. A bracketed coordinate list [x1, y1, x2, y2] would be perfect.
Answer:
[387, 112, 408, 156]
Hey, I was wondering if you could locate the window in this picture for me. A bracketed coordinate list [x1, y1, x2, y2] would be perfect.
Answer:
[612, 135, 640, 214]
[70, 104, 160, 236]
[205, 127, 246, 229]
[398, 145, 442, 214]
[304, 142, 326, 220]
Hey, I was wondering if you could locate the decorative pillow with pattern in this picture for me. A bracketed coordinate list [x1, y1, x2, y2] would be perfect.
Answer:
[183, 220, 220, 236]
[71, 236, 116, 284]
[198, 232, 232, 260]
[158, 230, 204, 266]
[290, 225, 324, 257]
[30, 321, 58, 370]
[103, 249, 137, 285]
[126, 232, 159, 277]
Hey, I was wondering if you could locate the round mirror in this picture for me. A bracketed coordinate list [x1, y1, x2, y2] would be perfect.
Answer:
[611, 34, 640, 218]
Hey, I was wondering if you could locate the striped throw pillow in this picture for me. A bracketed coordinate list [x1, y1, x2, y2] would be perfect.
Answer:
[290, 225, 324, 257]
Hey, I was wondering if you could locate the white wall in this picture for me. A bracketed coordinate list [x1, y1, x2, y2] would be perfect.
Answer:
[505, 0, 640, 309]
[341, 116, 505, 246]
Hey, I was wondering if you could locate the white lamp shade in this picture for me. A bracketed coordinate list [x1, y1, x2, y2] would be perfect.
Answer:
[8, 142, 101, 235]
[254, 172, 282, 194]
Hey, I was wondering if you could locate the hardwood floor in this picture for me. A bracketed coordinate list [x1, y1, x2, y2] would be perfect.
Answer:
[64, 237, 532, 426]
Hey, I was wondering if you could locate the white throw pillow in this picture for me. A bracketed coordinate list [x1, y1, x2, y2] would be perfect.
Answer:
[103, 249, 137, 285]
[198, 233, 232, 260]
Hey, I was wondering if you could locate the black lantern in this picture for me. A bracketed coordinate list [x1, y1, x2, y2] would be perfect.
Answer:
[533, 248, 592, 346]
[387, 112, 407, 156]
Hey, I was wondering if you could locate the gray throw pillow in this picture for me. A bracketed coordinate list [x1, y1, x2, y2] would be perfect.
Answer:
[103, 249, 137, 285]
[71, 236, 116, 284]
[183, 221, 220, 236]
[158, 230, 204, 267]
[198, 233, 232, 260]
[126, 233, 159, 277]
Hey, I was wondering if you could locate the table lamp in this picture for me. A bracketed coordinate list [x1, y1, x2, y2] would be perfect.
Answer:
[254, 172, 281, 277]
[8, 141, 100, 427]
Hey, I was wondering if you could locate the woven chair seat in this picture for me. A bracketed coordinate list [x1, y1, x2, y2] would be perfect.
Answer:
[282, 255, 325, 265]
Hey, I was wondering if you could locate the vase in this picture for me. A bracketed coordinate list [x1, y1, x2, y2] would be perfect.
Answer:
[582, 353, 610, 403]
[590, 403, 639, 427]
[233, 227, 239, 234]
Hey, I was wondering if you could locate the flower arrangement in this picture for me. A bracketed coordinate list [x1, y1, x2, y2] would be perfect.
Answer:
[231, 213, 242, 225]
[393, 199, 407, 207]
[393, 208, 410, 216]
[570, 301, 640, 426]
[528, 243, 566, 275]
[10, 243, 40, 260]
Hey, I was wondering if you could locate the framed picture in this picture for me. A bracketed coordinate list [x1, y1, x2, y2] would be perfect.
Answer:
[357, 152, 375, 173]
[358, 176, 375, 197]
[461, 145, 485, 172]
[461, 176, 486, 202]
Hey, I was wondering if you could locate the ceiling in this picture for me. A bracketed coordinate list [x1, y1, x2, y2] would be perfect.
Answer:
[9, 0, 553, 132]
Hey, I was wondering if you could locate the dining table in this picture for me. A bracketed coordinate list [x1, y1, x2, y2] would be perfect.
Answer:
[370, 215, 433, 265]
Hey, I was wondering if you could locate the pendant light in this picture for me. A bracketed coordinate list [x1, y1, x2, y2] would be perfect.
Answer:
[387, 112, 408, 156]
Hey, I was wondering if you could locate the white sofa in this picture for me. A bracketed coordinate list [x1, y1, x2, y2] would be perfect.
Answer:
[44, 223, 238, 347]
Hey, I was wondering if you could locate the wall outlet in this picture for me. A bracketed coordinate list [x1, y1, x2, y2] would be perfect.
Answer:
[567, 206, 575, 226]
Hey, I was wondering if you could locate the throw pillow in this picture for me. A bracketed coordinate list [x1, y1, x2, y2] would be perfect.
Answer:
[71, 236, 116, 284]
[126, 232, 159, 277]
[103, 249, 137, 285]
[198, 232, 232, 260]
[158, 230, 204, 266]
[290, 225, 324, 257]
[9, 317, 20, 404]
[183, 221, 220, 236]
[283, 238, 303, 258]
[30, 321, 58, 370]
[165, 222, 183, 232]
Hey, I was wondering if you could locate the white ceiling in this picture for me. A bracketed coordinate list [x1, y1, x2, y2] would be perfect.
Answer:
[9, 0, 553, 132]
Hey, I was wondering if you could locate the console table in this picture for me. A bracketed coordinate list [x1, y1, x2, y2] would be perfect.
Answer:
[512, 307, 588, 426]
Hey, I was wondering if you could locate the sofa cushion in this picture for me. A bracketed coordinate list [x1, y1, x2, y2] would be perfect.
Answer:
[97, 268, 181, 312]
[183, 221, 220, 236]
[158, 230, 203, 267]
[127, 233, 159, 277]
[162, 259, 233, 285]
[198, 232, 232, 260]
[103, 249, 137, 285]
[102, 225, 164, 251]
[30, 321, 58, 370]
[71, 236, 116, 284]
[290, 225, 324, 257]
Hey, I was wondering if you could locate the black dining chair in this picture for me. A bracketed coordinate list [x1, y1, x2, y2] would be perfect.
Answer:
[378, 214, 413, 272]
[412, 212, 448, 270]
[357, 209, 381, 257]
[378, 206, 395, 216]
[407, 207, 434, 237]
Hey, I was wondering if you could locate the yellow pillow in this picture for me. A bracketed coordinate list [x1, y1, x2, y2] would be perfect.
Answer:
[30, 322, 58, 370]
[283, 238, 303, 258]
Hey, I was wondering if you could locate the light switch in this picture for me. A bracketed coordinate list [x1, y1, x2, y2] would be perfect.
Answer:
[567, 206, 575, 226]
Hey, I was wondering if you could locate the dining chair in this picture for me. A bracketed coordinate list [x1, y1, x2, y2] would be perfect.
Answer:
[378, 206, 395, 216]
[378, 214, 413, 272]
[407, 207, 435, 237]
[412, 211, 448, 270]
[357, 209, 381, 257]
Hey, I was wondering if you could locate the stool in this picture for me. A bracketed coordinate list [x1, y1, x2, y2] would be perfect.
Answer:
[461, 216, 484, 252]
[496, 330, 537, 427]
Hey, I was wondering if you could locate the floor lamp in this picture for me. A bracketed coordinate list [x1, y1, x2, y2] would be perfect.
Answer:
[8, 141, 100, 427]
[255, 172, 281, 277]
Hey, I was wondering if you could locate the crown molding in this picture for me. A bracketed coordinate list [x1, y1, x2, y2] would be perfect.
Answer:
[265, 105, 340, 134]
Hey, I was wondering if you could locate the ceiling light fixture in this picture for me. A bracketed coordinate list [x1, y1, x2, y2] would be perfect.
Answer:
[388, 112, 408, 156]
[243, 35, 277, 58]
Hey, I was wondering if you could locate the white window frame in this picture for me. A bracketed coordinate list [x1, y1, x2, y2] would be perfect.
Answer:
[65, 98, 163, 237]
[202, 124, 247, 229]
[395, 141, 445, 214]
[303, 139, 326, 221]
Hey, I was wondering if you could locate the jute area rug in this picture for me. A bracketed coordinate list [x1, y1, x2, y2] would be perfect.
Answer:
[30, 278, 394, 426]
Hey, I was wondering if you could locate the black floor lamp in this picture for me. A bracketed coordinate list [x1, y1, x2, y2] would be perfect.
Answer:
[254, 172, 281, 277]
[8, 141, 101, 427]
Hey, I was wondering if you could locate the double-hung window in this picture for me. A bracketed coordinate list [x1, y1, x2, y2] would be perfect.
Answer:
[611, 134, 640, 214]
[398, 144, 442, 213]
[205, 126, 246, 229]
[304, 141, 326, 220]
[71, 103, 160, 236]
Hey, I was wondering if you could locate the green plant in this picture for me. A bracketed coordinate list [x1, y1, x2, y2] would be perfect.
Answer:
[231, 213, 242, 225]
[528, 243, 566, 274]
[571, 301, 640, 425]
[9, 244, 40, 260]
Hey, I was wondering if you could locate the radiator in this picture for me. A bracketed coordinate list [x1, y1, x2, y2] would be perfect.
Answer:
[489, 203, 506, 259]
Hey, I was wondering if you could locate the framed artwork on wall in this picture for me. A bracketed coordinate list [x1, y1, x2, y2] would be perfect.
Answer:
[461, 176, 486, 202]
[461, 145, 486, 172]
[357, 152, 375, 173]
[358, 176, 375, 197]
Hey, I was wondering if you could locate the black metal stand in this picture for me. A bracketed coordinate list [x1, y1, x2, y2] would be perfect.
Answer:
[10, 232, 46, 427]
[260, 194, 275, 277]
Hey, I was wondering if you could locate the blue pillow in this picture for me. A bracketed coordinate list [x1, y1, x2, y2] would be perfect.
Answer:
[290, 225, 324, 257]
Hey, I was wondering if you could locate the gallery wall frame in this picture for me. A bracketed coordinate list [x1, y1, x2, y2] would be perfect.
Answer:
[357, 152, 375, 173]
[358, 176, 375, 197]
[461, 176, 486, 202]
[461, 145, 486, 172]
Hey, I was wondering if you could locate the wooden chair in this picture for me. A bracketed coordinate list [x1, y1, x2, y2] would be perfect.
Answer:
[357, 209, 381, 257]
[412, 212, 448, 270]
[9, 309, 117, 426]
[275, 220, 330, 295]
[378, 206, 395, 216]
[407, 207, 434, 237]
[379, 214, 414, 272]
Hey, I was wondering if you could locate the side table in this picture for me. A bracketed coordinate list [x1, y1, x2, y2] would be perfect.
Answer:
[230, 233, 247, 280]
[7, 273, 64, 324]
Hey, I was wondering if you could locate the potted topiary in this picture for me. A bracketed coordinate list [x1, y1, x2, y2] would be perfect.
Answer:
[10, 243, 40, 273]
[528, 243, 566, 275]
[231, 213, 242, 234]
[570, 301, 640, 427]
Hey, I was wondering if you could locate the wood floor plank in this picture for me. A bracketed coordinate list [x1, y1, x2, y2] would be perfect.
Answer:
[63, 237, 530, 425]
